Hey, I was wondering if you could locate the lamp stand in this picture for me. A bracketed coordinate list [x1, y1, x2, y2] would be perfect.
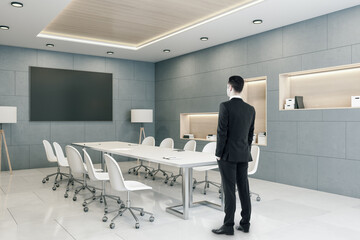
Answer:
[137, 124, 146, 165]
[0, 124, 12, 174]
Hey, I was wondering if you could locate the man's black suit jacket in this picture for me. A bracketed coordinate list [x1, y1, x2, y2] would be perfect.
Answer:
[215, 97, 255, 163]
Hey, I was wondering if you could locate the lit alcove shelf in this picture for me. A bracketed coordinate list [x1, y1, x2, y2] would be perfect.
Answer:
[180, 76, 267, 146]
[279, 63, 360, 111]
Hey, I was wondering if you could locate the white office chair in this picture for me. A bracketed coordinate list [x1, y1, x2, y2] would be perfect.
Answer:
[104, 154, 154, 229]
[193, 142, 221, 195]
[249, 145, 261, 201]
[65, 145, 98, 201]
[148, 138, 174, 181]
[42, 140, 69, 190]
[128, 136, 155, 176]
[167, 140, 196, 186]
[82, 149, 123, 213]
[53, 142, 81, 198]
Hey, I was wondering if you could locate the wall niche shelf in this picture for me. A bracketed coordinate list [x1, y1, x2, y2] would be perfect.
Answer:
[180, 76, 267, 146]
[279, 63, 360, 111]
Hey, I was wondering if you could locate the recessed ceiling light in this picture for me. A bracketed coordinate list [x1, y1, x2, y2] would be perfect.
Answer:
[200, 37, 208, 41]
[0, 25, 10, 30]
[253, 19, 263, 24]
[11, 2, 23, 8]
[163, 49, 170, 53]
[107, 51, 114, 55]
[46, 43, 54, 48]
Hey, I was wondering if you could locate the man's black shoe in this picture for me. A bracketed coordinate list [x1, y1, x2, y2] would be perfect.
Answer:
[212, 226, 234, 235]
[236, 225, 250, 233]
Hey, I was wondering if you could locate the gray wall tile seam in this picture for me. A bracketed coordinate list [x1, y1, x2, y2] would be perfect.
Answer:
[260, 149, 357, 161]
[326, 15, 329, 50]
[155, 95, 226, 102]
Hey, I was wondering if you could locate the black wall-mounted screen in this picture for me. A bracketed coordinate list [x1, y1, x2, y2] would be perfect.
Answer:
[30, 67, 112, 121]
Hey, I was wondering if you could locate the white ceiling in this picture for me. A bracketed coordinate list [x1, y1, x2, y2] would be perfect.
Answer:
[0, 0, 359, 63]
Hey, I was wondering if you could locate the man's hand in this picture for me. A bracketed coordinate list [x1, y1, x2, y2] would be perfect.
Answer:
[216, 156, 221, 160]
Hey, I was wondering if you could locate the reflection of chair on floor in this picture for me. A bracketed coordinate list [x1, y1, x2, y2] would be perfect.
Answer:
[249, 145, 261, 201]
[148, 138, 174, 181]
[82, 149, 123, 213]
[127, 136, 155, 176]
[65, 145, 99, 201]
[42, 140, 69, 190]
[104, 154, 154, 229]
[192, 142, 221, 195]
[167, 140, 196, 186]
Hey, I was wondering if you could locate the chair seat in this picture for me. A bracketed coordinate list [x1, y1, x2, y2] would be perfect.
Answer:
[59, 158, 69, 167]
[124, 180, 152, 191]
[94, 172, 109, 181]
[84, 163, 103, 173]
[193, 165, 218, 171]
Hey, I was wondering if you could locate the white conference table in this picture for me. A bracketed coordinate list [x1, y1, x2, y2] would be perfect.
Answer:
[72, 141, 223, 220]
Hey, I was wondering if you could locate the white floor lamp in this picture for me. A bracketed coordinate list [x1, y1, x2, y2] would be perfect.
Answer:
[131, 109, 153, 168]
[131, 109, 153, 144]
[0, 106, 17, 174]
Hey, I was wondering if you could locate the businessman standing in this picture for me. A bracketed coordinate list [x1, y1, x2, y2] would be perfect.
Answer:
[212, 75, 255, 235]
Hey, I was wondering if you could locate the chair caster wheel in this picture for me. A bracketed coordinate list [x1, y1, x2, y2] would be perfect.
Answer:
[82, 187, 85, 190]
[128, 170, 131, 174]
[104, 209, 108, 214]
[218, 189, 222, 193]
[82, 202, 87, 207]
[152, 177, 156, 181]
[206, 183, 210, 188]
[117, 199, 122, 204]
[52, 186, 56, 191]
[60, 176, 63, 180]
[163, 173, 166, 176]
[256, 197, 261, 201]
[92, 197, 96, 200]
[71, 182, 74, 186]
[73, 196, 77, 201]
[102, 216, 108, 222]
[144, 175, 148, 179]
[135, 223, 140, 229]
[110, 223, 115, 229]
[135, 172, 139, 176]
[42, 179, 46, 184]
[170, 182, 174, 186]
[192, 186, 196, 190]
[64, 193, 68, 198]
[164, 180, 168, 184]
[203, 192, 206, 195]
[46, 178, 49, 181]
[56, 183, 60, 187]
[140, 211, 145, 216]
[83, 207, 88, 212]
[149, 216, 154, 222]
[120, 204, 125, 208]
[100, 199, 103, 203]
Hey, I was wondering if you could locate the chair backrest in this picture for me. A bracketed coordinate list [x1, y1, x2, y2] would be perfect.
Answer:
[104, 154, 127, 192]
[53, 142, 68, 167]
[142, 136, 155, 146]
[202, 142, 216, 154]
[248, 145, 260, 175]
[159, 138, 174, 149]
[83, 149, 97, 181]
[65, 145, 86, 174]
[43, 140, 57, 163]
[184, 140, 196, 151]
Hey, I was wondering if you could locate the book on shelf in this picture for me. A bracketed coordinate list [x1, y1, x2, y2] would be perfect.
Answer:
[295, 96, 304, 109]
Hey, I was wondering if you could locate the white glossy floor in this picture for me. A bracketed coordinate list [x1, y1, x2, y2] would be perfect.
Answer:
[1, 161, 360, 240]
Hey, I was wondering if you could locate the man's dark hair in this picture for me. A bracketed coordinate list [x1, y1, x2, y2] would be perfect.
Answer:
[228, 75, 244, 93]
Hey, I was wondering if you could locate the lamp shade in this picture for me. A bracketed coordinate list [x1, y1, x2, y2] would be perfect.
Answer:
[131, 109, 153, 123]
[0, 106, 17, 123]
